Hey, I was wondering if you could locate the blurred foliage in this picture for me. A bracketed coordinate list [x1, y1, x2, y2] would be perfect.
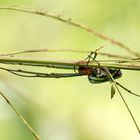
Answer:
[0, 0, 140, 140]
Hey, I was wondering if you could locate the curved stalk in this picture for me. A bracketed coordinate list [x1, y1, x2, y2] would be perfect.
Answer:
[0, 5, 139, 57]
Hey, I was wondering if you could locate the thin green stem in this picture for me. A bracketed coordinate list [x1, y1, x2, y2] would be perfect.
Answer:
[0, 57, 140, 70]
[0, 91, 41, 140]
[0, 5, 139, 57]
[104, 68, 140, 134]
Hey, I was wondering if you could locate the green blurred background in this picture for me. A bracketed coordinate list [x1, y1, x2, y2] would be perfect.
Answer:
[0, 0, 140, 140]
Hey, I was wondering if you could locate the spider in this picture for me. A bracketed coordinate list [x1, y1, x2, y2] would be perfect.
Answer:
[0, 48, 140, 135]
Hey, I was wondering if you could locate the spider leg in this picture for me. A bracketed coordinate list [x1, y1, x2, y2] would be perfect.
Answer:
[0, 66, 83, 78]
[88, 47, 103, 74]
[116, 82, 140, 97]
[86, 46, 104, 68]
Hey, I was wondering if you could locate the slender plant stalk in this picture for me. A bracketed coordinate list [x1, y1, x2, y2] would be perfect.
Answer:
[0, 91, 41, 140]
[0, 57, 140, 70]
[104, 68, 140, 134]
[0, 5, 139, 57]
[0, 48, 132, 59]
